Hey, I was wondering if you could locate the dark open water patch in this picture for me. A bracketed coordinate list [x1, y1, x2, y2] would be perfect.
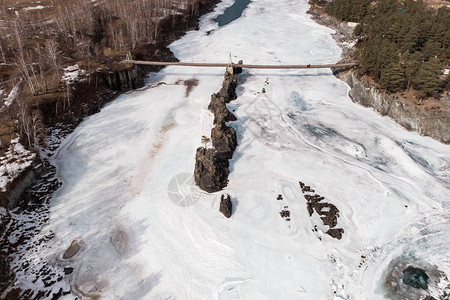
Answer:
[214, 0, 251, 27]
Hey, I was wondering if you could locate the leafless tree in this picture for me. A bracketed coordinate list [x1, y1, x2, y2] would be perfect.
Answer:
[46, 38, 61, 82]
[34, 43, 48, 93]
[201, 135, 211, 149]
[64, 82, 71, 110]
[15, 53, 37, 95]
[0, 28, 6, 63]
[17, 97, 32, 147]
[76, 35, 93, 83]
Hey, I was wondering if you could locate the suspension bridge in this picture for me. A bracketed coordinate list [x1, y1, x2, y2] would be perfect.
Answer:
[120, 58, 359, 70]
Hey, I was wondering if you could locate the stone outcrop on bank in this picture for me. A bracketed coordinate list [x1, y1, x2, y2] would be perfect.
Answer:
[0, 1, 223, 298]
[342, 71, 450, 144]
[309, 6, 450, 144]
[194, 65, 241, 193]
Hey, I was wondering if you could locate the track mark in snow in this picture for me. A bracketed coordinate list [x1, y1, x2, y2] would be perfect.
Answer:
[215, 278, 248, 300]
[167, 173, 201, 207]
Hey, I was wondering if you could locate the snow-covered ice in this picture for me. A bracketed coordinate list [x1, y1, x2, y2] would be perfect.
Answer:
[18, 0, 449, 299]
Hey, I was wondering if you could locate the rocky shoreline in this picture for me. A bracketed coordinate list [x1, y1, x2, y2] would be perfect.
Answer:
[0, 0, 221, 298]
[308, 6, 450, 144]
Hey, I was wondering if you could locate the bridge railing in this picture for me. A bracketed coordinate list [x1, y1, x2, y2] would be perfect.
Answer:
[120, 59, 359, 70]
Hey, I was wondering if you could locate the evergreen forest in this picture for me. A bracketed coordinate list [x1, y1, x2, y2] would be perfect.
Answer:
[325, 0, 450, 98]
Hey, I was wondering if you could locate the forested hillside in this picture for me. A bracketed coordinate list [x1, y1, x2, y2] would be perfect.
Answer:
[324, 0, 450, 98]
[0, 0, 213, 151]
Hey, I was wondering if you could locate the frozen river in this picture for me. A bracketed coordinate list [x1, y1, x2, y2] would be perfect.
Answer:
[32, 0, 450, 298]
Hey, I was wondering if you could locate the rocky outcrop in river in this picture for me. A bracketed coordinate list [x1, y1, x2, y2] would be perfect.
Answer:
[194, 66, 241, 192]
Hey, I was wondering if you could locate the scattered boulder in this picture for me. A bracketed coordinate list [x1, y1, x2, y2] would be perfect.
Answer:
[63, 267, 74, 275]
[326, 228, 344, 240]
[220, 194, 233, 218]
[194, 148, 229, 193]
[63, 240, 80, 259]
[279, 206, 290, 219]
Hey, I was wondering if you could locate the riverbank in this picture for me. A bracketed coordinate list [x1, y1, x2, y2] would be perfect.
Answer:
[0, 0, 220, 298]
[308, 6, 450, 144]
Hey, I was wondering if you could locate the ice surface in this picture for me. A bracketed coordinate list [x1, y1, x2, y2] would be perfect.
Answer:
[24, 0, 450, 299]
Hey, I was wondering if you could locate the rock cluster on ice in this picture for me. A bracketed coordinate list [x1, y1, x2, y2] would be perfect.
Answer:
[300, 181, 344, 239]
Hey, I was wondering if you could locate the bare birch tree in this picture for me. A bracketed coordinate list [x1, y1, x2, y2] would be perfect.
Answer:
[46, 38, 61, 82]
[31, 109, 45, 148]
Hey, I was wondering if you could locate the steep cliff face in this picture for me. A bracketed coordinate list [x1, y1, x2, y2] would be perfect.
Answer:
[343, 70, 450, 144]
[101, 65, 145, 91]
[309, 7, 449, 144]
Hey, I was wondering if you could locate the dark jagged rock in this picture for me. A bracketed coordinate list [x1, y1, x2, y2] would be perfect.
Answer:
[211, 122, 237, 159]
[344, 71, 449, 144]
[299, 181, 343, 239]
[220, 194, 233, 218]
[63, 267, 73, 275]
[279, 209, 290, 218]
[194, 66, 240, 193]
[403, 266, 429, 290]
[315, 202, 339, 228]
[306, 202, 314, 216]
[326, 228, 344, 240]
[217, 71, 238, 102]
[208, 94, 237, 124]
[194, 148, 229, 193]
[62, 240, 80, 259]
[101, 65, 145, 92]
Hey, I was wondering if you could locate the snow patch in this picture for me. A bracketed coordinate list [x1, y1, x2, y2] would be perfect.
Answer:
[23, 5, 45, 11]
[0, 138, 36, 192]
[61, 64, 86, 84]
[0, 81, 21, 112]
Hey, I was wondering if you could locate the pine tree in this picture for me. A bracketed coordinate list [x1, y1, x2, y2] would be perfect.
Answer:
[381, 63, 405, 92]
[402, 51, 425, 90]
[413, 58, 443, 98]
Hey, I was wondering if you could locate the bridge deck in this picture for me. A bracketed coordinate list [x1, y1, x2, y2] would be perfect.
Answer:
[121, 60, 358, 69]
